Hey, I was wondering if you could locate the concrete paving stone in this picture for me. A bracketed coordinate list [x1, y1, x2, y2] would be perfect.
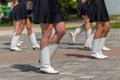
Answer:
[79, 75, 95, 79]
[0, 78, 9, 80]
[92, 72, 120, 80]
[59, 77, 75, 80]
[108, 72, 120, 80]
[0, 28, 120, 80]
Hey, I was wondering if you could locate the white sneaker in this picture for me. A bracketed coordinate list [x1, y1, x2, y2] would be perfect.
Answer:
[70, 32, 76, 43]
[91, 52, 108, 59]
[32, 44, 40, 50]
[17, 41, 23, 46]
[10, 47, 22, 51]
[103, 46, 111, 51]
[84, 43, 91, 50]
[40, 65, 59, 74]
[17, 43, 22, 46]
[99, 51, 108, 58]
[18, 41, 23, 44]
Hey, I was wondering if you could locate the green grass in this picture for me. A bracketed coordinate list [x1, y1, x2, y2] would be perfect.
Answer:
[109, 15, 120, 19]
[69, 14, 80, 19]
[110, 22, 120, 28]
[1, 22, 120, 29]
[0, 14, 120, 28]
[69, 14, 120, 20]
[67, 22, 120, 30]
[66, 26, 78, 30]
[0, 22, 13, 27]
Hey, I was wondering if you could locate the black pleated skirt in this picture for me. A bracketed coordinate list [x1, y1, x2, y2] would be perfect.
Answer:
[9, 5, 19, 21]
[88, 0, 110, 23]
[77, 1, 89, 17]
[32, 0, 64, 24]
[9, 2, 27, 21]
[17, 3, 27, 20]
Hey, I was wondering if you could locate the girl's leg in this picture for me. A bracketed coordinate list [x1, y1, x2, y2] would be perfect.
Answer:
[25, 19, 32, 35]
[49, 22, 66, 58]
[82, 16, 92, 39]
[85, 22, 110, 50]
[10, 21, 22, 51]
[39, 24, 59, 74]
[70, 22, 85, 43]
[25, 19, 39, 49]
[101, 21, 111, 51]
[38, 22, 65, 62]
[13, 21, 19, 32]
[16, 20, 25, 35]
[50, 22, 66, 44]
[50, 28, 56, 39]
[40, 22, 66, 74]
[84, 29, 96, 49]
[10, 20, 25, 51]
[101, 22, 110, 37]
[91, 22, 108, 59]
[13, 21, 23, 46]
[82, 16, 92, 48]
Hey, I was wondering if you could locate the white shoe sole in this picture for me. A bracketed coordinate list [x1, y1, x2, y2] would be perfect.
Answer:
[69, 32, 76, 43]
[40, 70, 59, 74]
[91, 54, 108, 59]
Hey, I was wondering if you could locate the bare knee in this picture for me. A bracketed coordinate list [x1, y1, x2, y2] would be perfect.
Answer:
[104, 25, 110, 33]
[26, 26, 32, 34]
[97, 27, 104, 33]
[104, 22, 110, 32]
[57, 29, 66, 37]
[16, 27, 24, 35]
[61, 29, 66, 35]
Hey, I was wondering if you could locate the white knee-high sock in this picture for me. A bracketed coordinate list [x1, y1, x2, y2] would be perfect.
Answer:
[85, 28, 92, 39]
[84, 33, 94, 48]
[29, 32, 39, 47]
[40, 46, 50, 67]
[49, 44, 58, 59]
[92, 39, 101, 53]
[40, 46, 59, 74]
[74, 27, 84, 36]
[91, 38, 108, 59]
[10, 33, 20, 48]
[50, 28, 55, 39]
[100, 38, 106, 51]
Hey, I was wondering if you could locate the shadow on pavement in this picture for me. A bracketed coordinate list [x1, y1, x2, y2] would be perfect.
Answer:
[64, 53, 94, 59]
[60, 42, 84, 46]
[10, 64, 40, 73]
[3, 42, 11, 45]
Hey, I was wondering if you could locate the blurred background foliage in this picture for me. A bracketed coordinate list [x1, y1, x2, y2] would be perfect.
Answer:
[1, 0, 78, 20]
[57, 0, 77, 20]
[0, 0, 120, 28]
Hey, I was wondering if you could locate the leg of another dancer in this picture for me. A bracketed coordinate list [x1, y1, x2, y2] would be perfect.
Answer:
[40, 22, 66, 74]
[91, 22, 108, 59]
[10, 21, 22, 51]
[25, 19, 40, 50]
[70, 22, 85, 43]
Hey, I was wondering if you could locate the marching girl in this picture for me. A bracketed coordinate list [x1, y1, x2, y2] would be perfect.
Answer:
[10, 0, 39, 51]
[70, 0, 92, 45]
[70, 0, 110, 51]
[33, 0, 66, 74]
[87, 0, 110, 59]
[10, 0, 22, 50]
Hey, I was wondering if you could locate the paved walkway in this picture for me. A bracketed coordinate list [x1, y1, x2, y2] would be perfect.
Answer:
[0, 23, 120, 80]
